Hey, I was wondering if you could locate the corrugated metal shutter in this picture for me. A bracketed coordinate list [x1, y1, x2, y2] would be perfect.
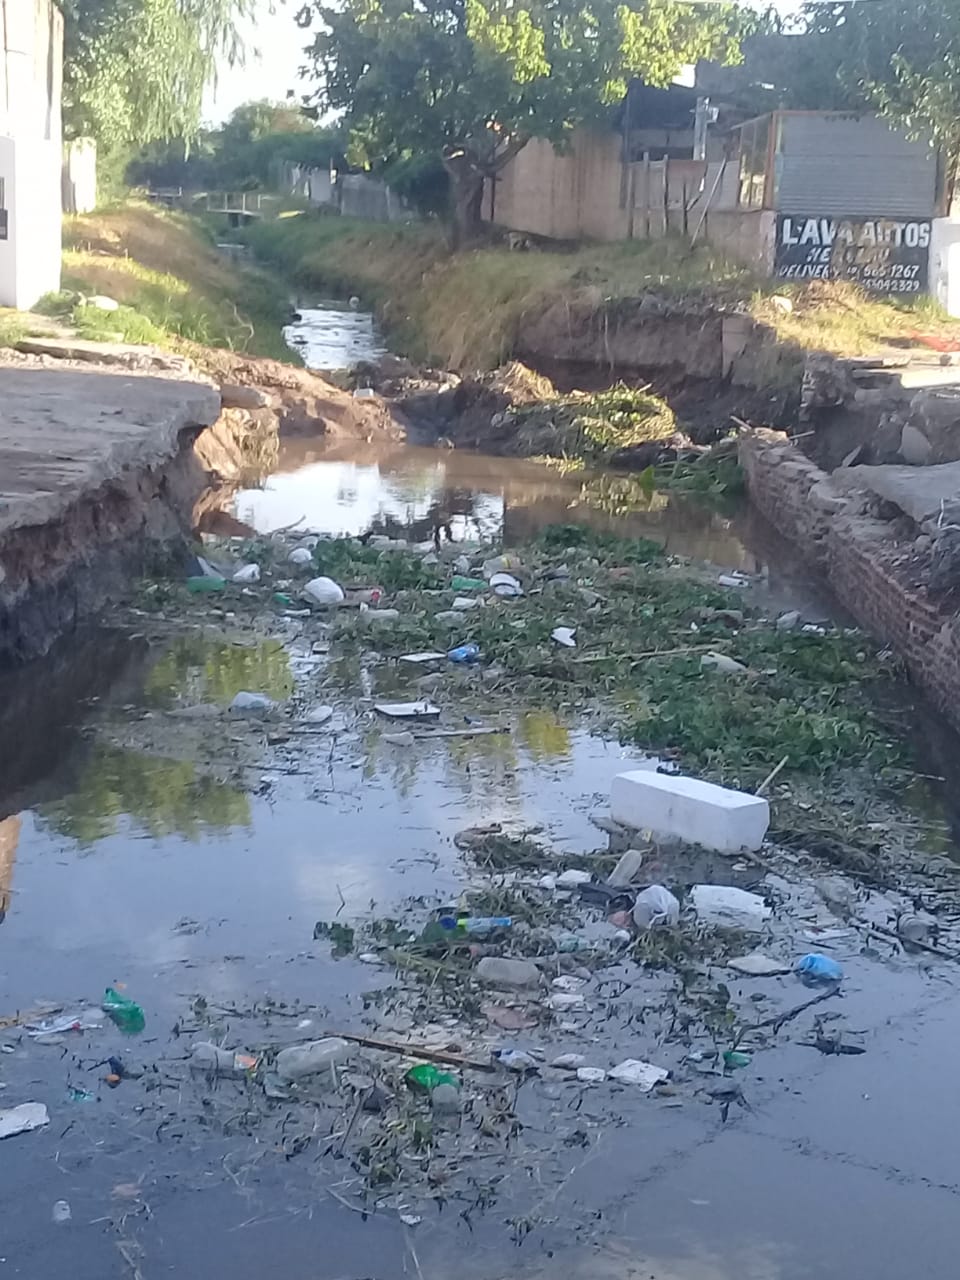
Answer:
[776, 115, 936, 217]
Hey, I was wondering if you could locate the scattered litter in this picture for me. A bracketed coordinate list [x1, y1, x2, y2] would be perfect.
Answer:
[451, 596, 480, 611]
[490, 572, 524, 598]
[722, 1050, 752, 1070]
[494, 1049, 539, 1072]
[382, 731, 415, 746]
[795, 953, 843, 983]
[608, 1059, 668, 1091]
[230, 691, 276, 714]
[451, 575, 487, 591]
[727, 953, 790, 976]
[551, 1053, 586, 1070]
[102, 988, 145, 1034]
[405, 1063, 459, 1092]
[718, 572, 751, 588]
[551, 626, 577, 648]
[52, 1200, 72, 1224]
[476, 957, 541, 988]
[606, 848, 644, 888]
[303, 576, 345, 606]
[632, 885, 681, 929]
[301, 705, 334, 725]
[398, 652, 447, 665]
[482, 554, 522, 578]
[0, 1103, 49, 1139]
[276, 1037, 350, 1083]
[288, 547, 314, 566]
[190, 1042, 259, 1076]
[576, 1067, 606, 1084]
[483, 1004, 539, 1031]
[26, 1010, 103, 1037]
[186, 575, 225, 593]
[232, 563, 261, 584]
[556, 868, 592, 888]
[439, 914, 512, 935]
[776, 610, 801, 631]
[548, 991, 586, 1011]
[700, 652, 747, 676]
[690, 885, 771, 931]
[551, 975, 586, 992]
[447, 642, 481, 664]
[374, 701, 441, 721]
[400, 1214, 423, 1227]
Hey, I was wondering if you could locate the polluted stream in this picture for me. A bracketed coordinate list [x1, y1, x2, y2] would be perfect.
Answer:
[0, 307, 959, 1279]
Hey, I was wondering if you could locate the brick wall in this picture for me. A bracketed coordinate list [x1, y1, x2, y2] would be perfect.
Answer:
[740, 430, 960, 730]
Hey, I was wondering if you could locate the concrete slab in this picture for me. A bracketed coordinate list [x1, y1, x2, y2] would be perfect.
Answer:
[0, 365, 221, 534]
[838, 460, 960, 524]
[611, 769, 769, 852]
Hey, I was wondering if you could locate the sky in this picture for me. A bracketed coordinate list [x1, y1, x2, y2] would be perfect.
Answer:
[203, 2, 311, 124]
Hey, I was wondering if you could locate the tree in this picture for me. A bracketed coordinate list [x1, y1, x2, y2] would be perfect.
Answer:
[61, 0, 251, 183]
[297, 0, 748, 243]
[797, 0, 960, 194]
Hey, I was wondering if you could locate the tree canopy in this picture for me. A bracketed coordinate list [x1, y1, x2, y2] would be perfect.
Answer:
[61, 0, 250, 179]
[296, 0, 749, 239]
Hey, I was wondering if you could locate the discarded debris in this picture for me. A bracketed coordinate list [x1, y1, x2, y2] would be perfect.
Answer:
[727, 953, 790, 977]
[551, 626, 577, 648]
[608, 1059, 668, 1090]
[374, 701, 441, 721]
[476, 957, 542, 989]
[795, 953, 844, 983]
[690, 885, 771, 931]
[0, 1103, 49, 1139]
[632, 885, 681, 929]
[102, 988, 145, 1034]
[230, 691, 276, 714]
[276, 1037, 350, 1083]
[303, 576, 345, 606]
[232, 563, 261, 584]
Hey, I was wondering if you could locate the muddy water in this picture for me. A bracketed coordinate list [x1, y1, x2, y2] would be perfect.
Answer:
[0, 307, 957, 1278]
[285, 298, 388, 369]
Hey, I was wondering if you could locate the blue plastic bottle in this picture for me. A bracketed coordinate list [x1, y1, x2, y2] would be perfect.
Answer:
[438, 915, 512, 935]
[447, 643, 481, 664]
[795, 953, 843, 983]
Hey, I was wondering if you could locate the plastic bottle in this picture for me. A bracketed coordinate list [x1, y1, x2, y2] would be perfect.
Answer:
[795, 953, 843, 983]
[275, 1037, 350, 1083]
[405, 1063, 458, 1093]
[447, 643, 481, 663]
[186, 575, 226, 593]
[190, 1042, 258, 1076]
[450, 575, 487, 591]
[438, 915, 512, 935]
[102, 988, 145, 1035]
[606, 849, 644, 888]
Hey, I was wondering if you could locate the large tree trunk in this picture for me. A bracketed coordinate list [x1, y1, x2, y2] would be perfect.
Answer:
[443, 150, 486, 248]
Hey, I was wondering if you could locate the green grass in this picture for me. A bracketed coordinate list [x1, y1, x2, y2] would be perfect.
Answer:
[57, 202, 296, 363]
[245, 212, 960, 370]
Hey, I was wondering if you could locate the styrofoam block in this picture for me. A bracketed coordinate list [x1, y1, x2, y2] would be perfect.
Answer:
[611, 770, 769, 852]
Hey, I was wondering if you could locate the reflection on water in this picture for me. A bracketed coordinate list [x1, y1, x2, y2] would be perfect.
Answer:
[36, 745, 250, 846]
[285, 302, 387, 370]
[145, 637, 294, 707]
[234, 439, 759, 568]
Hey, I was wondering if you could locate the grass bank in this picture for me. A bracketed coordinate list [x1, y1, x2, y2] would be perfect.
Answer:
[246, 213, 960, 370]
[48, 203, 295, 363]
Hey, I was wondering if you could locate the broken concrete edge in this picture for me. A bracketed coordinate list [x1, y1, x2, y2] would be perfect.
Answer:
[739, 428, 960, 734]
[611, 769, 770, 853]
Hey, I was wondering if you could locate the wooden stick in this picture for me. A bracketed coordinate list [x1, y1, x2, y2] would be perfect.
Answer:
[866, 921, 960, 962]
[332, 1030, 495, 1072]
[756, 755, 789, 796]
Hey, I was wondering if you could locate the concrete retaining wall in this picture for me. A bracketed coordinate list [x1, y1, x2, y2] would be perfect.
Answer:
[740, 430, 960, 730]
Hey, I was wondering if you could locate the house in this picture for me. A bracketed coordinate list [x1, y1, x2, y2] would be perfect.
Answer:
[0, 0, 62, 309]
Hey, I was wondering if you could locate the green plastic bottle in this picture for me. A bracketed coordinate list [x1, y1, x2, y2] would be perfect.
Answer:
[405, 1063, 458, 1092]
[102, 987, 146, 1035]
[450, 575, 487, 591]
[186, 576, 226, 594]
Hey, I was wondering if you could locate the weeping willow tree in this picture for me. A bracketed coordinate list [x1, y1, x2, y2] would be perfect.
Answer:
[61, 0, 252, 186]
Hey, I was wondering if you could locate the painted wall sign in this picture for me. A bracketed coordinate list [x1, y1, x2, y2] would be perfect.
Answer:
[774, 216, 930, 293]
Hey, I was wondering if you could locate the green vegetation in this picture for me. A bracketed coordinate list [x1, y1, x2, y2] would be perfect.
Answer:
[301, 0, 745, 241]
[506, 383, 677, 465]
[53, 203, 294, 361]
[63, 0, 248, 189]
[247, 214, 960, 369]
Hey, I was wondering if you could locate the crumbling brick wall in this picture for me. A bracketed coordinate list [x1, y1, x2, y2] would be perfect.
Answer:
[740, 430, 960, 731]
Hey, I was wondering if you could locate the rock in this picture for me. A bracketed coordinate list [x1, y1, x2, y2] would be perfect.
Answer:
[550, 1053, 586, 1070]
[899, 424, 933, 466]
[769, 294, 793, 314]
[775, 610, 801, 631]
[476, 957, 542, 989]
[87, 294, 119, 311]
[430, 1083, 461, 1115]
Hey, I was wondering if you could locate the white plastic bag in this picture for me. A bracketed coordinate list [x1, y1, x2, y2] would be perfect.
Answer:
[303, 576, 345, 606]
[632, 884, 680, 929]
[232, 563, 261, 584]
[691, 884, 771, 931]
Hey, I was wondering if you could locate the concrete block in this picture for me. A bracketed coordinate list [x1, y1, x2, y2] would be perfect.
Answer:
[610, 770, 769, 853]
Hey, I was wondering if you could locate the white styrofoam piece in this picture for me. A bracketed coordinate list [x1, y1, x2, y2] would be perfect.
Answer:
[610, 769, 769, 853]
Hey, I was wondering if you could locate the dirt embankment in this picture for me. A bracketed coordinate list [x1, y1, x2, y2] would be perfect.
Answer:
[0, 342, 406, 663]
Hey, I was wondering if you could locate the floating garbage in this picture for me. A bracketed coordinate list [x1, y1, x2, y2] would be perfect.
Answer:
[576, 1066, 606, 1084]
[0, 1103, 49, 1139]
[102, 988, 145, 1035]
[303, 576, 345, 606]
[476, 957, 541, 988]
[690, 885, 771, 931]
[276, 1037, 350, 1083]
[608, 1059, 668, 1090]
[448, 643, 481, 664]
[632, 885, 680, 929]
[374, 701, 441, 721]
[190, 1043, 259, 1076]
[186, 575, 225, 593]
[230, 691, 276, 714]
[795, 953, 843, 983]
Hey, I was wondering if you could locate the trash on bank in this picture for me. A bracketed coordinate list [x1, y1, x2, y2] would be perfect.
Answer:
[494, 1049, 539, 1072]
[232, 563, 261, 584]
[190, 1042, 259, 1076]
[448, 642, 481, 664]
[398, 652, 447, 665]
[476, 956, 541, 988]
[186, 575, 226, 594]
[439, 914, 512, 935]
[690, 885, 771, 931]
[382, 731, 415, 746]
[276, 1037, 351, 1083]
[551, 626, 577, 648]
[0, 1102, 49, 1139]
[608, 1059, 669, 1090]
[795, 953, 843, 983]
[556, 868, 592, 888]
[303, 576, 345, 606]
[490, 572, 523, 598]
[406, 1063, 459, 1093]
[451, 575, 487, 591]
[230, 691, 276, 714]
[288, 547, 314, 566]
[606, 848, 644, 887]
[102, 988, 145, 1034]
[26, 1009, 103, 1037]
[576, 1066, 606, 1084]
[632, 884, 681, 929]
[727, 953, 791, 976]
[374, 701, 441, 721]
[611, 770, 770, 853]
[300, 705, 334, 725]
[700, 652, 748, 676]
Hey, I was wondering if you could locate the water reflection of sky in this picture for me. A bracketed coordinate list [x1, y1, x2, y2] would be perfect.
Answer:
[285, 304, 388, 370]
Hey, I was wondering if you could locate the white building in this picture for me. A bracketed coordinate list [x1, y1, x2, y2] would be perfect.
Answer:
[0, 0, 62, 309]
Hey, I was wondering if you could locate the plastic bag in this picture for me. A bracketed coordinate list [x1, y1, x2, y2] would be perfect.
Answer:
[632, 885, 681, 929]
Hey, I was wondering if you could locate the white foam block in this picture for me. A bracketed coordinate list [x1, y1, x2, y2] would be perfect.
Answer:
[611, 770, 769, 852]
